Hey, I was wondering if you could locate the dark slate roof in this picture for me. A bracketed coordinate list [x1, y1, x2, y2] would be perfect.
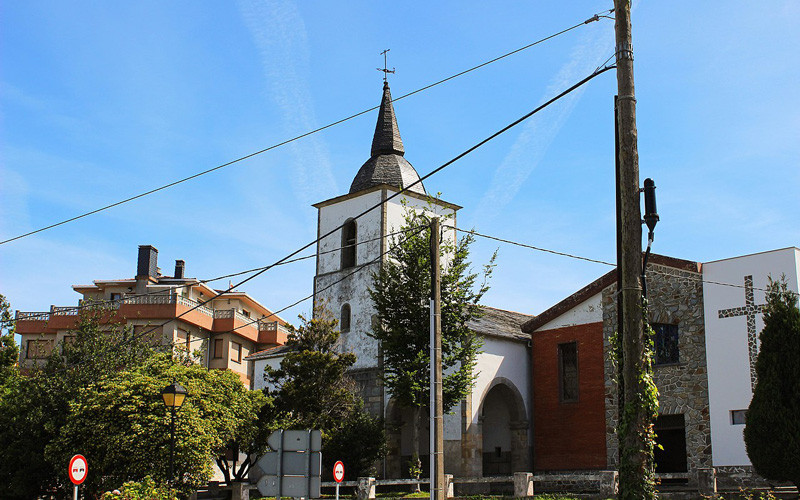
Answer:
[349, 82, 425, 195]
[244, 344, 294, 361]
[468, 306, 533, 342]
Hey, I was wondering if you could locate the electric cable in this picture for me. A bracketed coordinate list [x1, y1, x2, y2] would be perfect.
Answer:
[0, 9, 613, 246]
[13, 63, 619, 374]
[4, 226, 413, 327]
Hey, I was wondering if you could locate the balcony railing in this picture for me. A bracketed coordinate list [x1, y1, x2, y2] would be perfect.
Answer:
[214, 309, 234, 319]
[259, 321, 290, 335]
[16, 293, 215, 323]
[15, 311, 50, 321]
[213, 308, 258, 327]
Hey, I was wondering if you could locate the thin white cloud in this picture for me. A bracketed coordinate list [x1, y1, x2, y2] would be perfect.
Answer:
[473, 23, 615, 228]
[237, 0, 338, 205]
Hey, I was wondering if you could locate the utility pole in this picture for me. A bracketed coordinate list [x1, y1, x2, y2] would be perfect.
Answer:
[614, 0, 654, 498]
[429, 217, 445, 500]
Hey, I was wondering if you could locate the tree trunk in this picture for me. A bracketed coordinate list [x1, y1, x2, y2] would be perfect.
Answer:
[409, 405, 422, 491]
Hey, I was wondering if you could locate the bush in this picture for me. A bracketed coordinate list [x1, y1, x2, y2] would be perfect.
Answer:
[100, 476, 179, 500]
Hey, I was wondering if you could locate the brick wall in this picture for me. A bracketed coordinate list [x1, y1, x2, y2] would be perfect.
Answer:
[532, 322, 607, 470]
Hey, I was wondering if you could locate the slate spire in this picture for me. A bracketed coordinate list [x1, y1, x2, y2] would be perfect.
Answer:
[349, 82, 424, 195]
[370, 81, 405, 157]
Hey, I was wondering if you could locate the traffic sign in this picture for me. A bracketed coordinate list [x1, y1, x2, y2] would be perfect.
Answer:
[267, 429, 322, 451]
[256, 475, 321, 497]
[333, 461, 345, 483]
[256, 450, 322, 476]
[68, 455, 88, 485]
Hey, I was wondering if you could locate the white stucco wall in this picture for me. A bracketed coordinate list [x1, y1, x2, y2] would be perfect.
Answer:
[702, 247, 800, 466]
[251, 355, 285, 392]
[470, 336, 531, 429]
[537, 292, 602, 330]
[314, 188, 457, 369]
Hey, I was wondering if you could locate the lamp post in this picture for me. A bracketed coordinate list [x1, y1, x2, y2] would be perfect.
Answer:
[161, 380, 188, 484]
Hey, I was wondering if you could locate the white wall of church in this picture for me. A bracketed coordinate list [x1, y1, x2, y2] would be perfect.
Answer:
[702, 247, 800, 466]
[315, 188, 458, 370]
[538, 292, 602, 330]
[471, 336, 530, 429]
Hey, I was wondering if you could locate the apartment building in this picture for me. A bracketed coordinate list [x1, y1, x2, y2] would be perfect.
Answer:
[15, 244, 289, 388]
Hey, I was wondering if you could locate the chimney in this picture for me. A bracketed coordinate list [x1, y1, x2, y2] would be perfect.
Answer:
[174, 260, 185, 279]
[136, 245, 158, 280]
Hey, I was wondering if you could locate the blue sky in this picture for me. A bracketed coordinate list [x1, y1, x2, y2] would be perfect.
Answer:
[1, 1, 798, 327]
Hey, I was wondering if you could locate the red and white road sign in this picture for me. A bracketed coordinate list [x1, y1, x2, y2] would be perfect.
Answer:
[69, 455, 88, 485]
[333, 461, 345, 483]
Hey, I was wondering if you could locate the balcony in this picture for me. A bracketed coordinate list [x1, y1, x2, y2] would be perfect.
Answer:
[258, 320, 290, 345]
[16, 293, 216, 333]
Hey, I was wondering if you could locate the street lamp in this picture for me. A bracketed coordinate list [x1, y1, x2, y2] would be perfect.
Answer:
[161, 379, 188, 484]
[641, 178, 660, 299]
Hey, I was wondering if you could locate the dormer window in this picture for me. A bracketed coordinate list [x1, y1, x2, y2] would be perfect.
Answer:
[341, 219, 357, 269]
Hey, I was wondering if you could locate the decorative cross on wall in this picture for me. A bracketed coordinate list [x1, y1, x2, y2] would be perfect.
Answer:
[718, 275, 765, 392]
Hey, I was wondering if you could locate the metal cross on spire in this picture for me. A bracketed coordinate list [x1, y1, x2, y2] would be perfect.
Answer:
[377, 49, 395, 82]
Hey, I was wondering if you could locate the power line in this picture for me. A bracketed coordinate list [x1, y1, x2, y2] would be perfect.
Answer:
[453, 225, 770, 293]
[4, 226, 413, 328]
[449, 226, 615, 267]
[14, 63, 618, 373]
[118, 61, 617, 349]
[0, 9, 612, 246]
[165, 225, 428, 351]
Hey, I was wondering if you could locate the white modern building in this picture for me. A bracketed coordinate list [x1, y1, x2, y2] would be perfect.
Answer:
[702, 247, 800, 467]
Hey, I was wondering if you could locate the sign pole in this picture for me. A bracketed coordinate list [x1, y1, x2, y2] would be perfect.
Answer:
[74, 485, 78, 500]
[333, 461, 345, 500]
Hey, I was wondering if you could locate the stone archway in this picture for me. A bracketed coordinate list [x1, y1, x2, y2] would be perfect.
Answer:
[385, 398, 430, 479]
[477, 378, 529, 476]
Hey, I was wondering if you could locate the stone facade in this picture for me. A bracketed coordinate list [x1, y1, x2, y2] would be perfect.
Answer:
[602, 262, 712, 481]
[350, 367, 384, 417]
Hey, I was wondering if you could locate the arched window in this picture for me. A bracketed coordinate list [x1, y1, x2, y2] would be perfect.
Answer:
[341, 219, 357, 269]
[341, 304, 351, 332]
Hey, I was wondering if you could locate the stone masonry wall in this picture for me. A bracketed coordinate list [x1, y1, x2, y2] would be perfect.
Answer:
[603, 263, 712, 480]
[350, 367, 384, 417]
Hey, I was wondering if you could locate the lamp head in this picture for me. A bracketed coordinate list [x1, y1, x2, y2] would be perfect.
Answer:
[643, 178, 659, 233]
[161, 380, 188, 409]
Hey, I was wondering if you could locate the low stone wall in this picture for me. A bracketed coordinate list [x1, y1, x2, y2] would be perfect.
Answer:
[714, 465, 794, 492]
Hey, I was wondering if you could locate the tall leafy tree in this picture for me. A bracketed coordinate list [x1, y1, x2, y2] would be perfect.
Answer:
[744, 277, 800, 490]
[368, 206, 495, 465]
[263, 305, 386, 480]
[0, 304, 268, 498]
[0, 294, 20, 388]
[49, 352, 267, 497]
[265, 306, 359, 431]
[0, 305, 155, 499]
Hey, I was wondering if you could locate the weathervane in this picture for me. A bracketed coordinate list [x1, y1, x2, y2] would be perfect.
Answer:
[377, 49, 395, 82]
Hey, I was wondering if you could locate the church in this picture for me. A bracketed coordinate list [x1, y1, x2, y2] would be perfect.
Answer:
[251, 78, 800, 492]
[309, 80, 533, 479]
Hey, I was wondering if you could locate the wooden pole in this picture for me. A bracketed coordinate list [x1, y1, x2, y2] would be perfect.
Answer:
[614, 0, 653, 497]
[429, 217, 444, 500]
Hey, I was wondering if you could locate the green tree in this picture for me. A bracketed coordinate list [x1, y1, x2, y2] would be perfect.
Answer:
[265, 305, 359, 431]
[49, 352, 267, 497]
[0, 304, 269, 498]
[263, 305, 386, 480]
[0, 305, 155, 499]
[368, 206, 495, 464]
[0, 294, 20, 389]
[744, 277, 800, 490]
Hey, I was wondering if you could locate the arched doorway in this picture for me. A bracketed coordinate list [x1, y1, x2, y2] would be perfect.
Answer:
[478, 380, 529, 476]
[385, 399, 430, 479]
